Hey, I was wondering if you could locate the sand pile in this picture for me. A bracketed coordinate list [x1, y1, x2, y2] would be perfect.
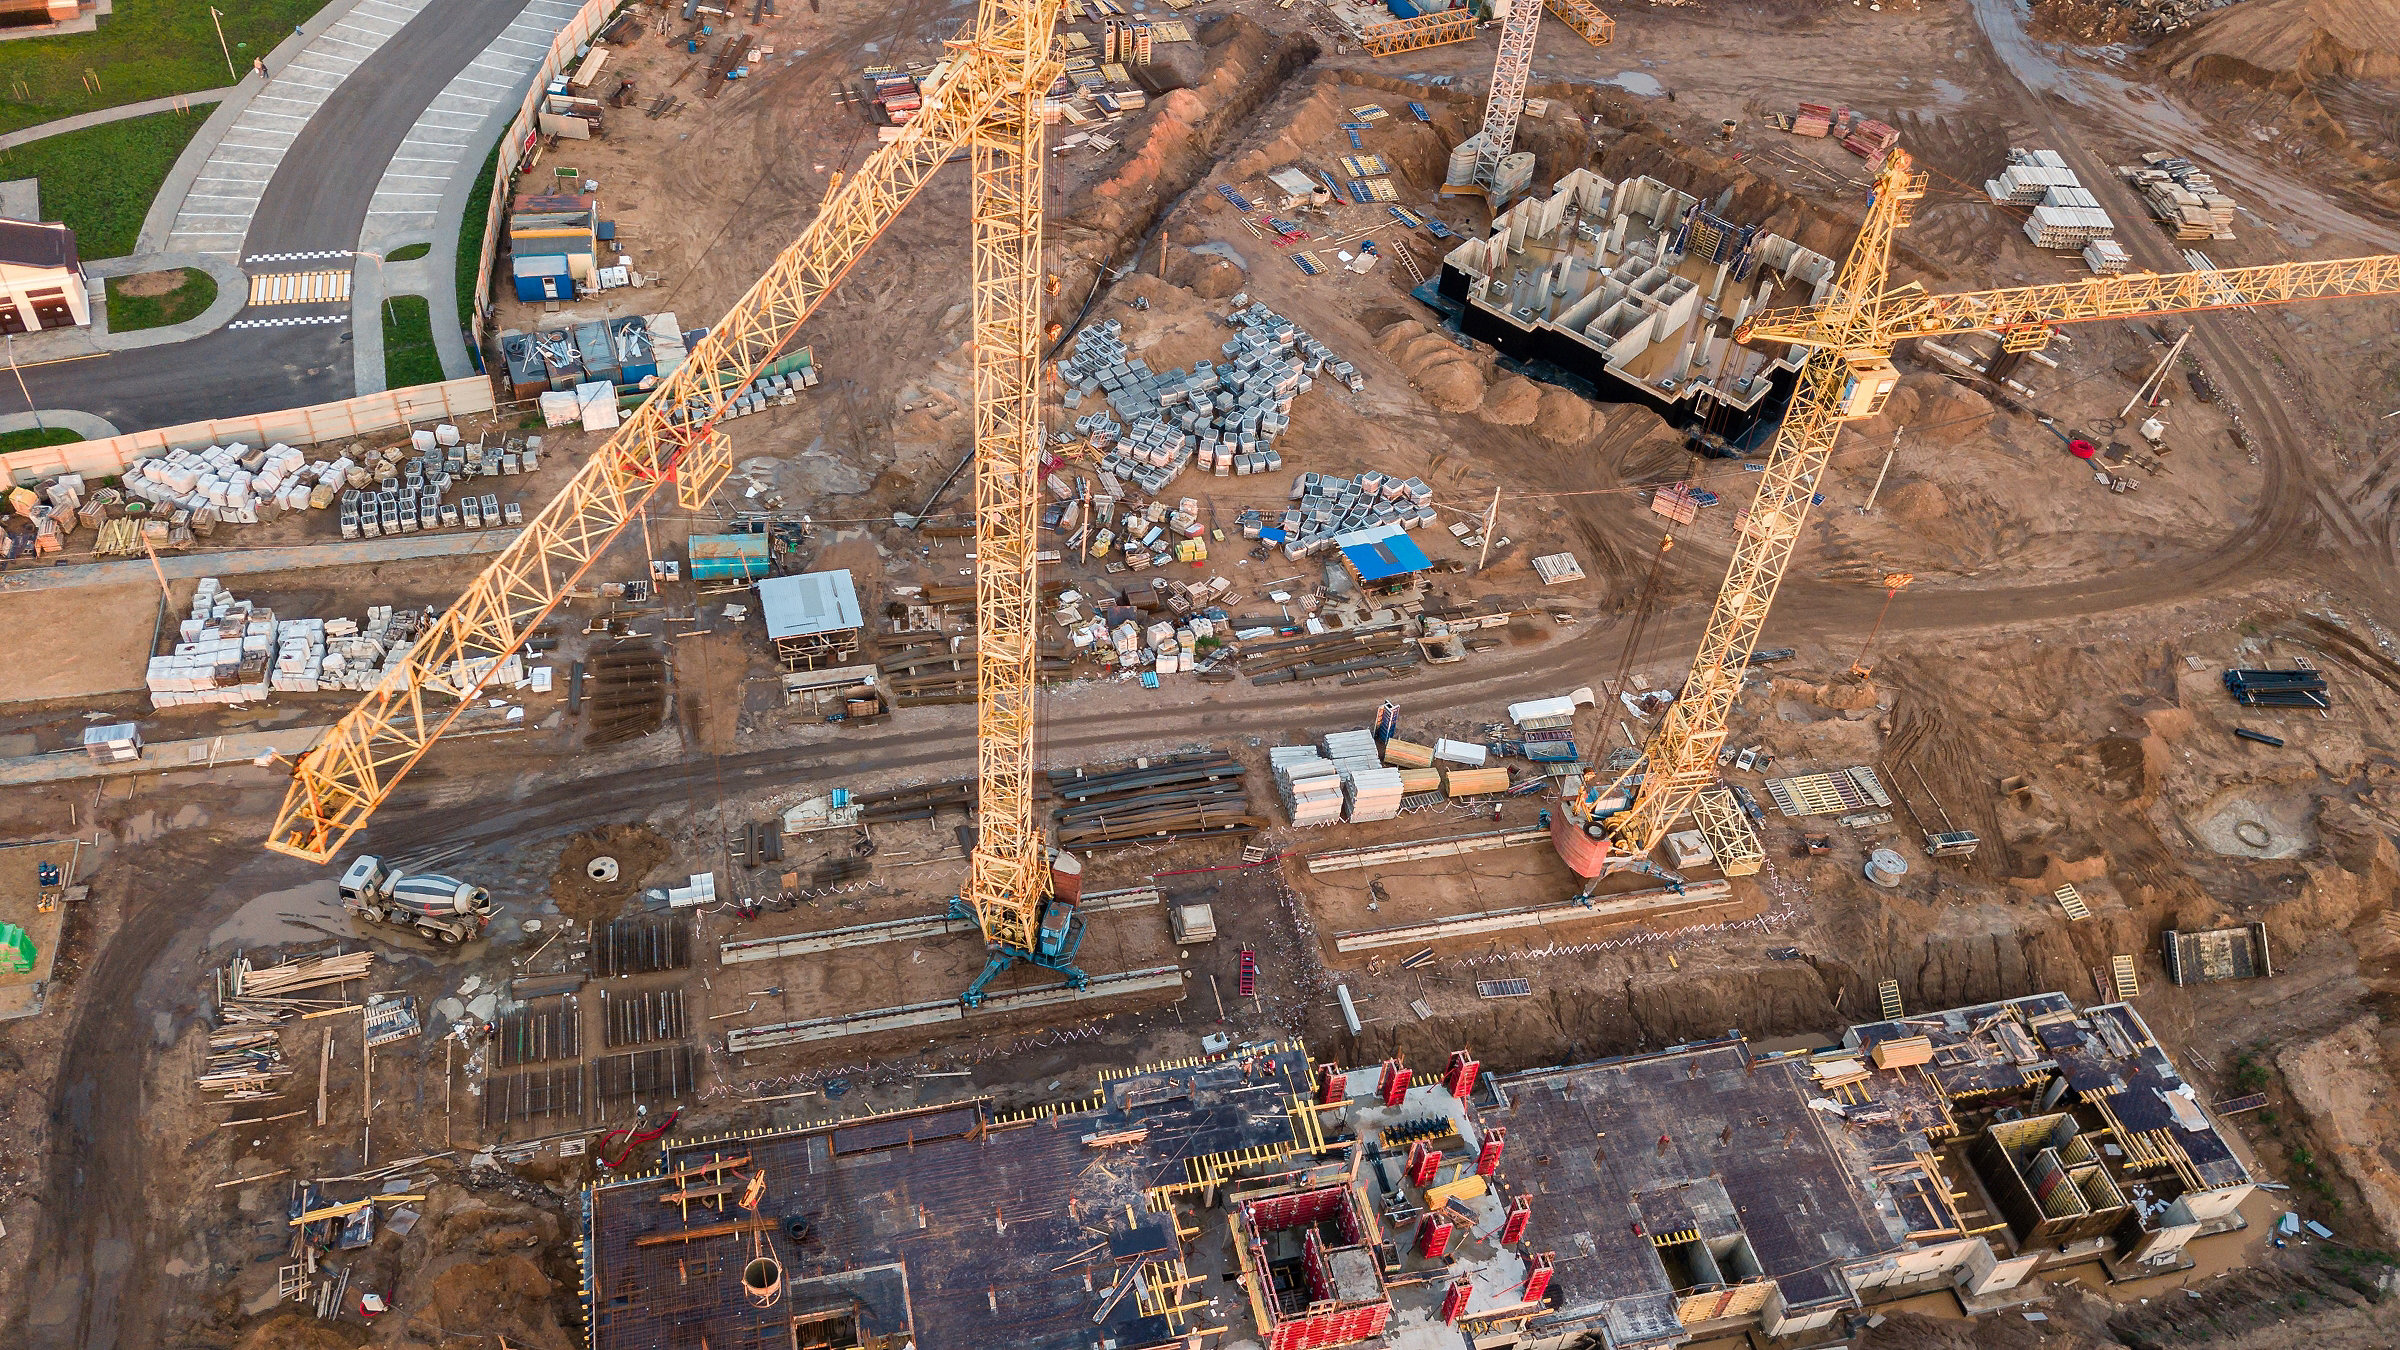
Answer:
[1373, 319, 1487, 413]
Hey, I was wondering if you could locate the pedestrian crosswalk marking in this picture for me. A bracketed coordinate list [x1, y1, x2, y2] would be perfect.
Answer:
[227, 313, 348, 330]
[244, 250, 355, 264]
[247, 270, 352, 306]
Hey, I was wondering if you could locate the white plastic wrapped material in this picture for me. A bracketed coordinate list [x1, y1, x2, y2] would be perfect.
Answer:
[435, 423, 460, 447]
[412, 429, 437, 451]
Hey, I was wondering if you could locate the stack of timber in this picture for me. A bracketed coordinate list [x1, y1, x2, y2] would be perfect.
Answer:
[200, 1027, 293, 1099]
[1049, 751, 1262, 850]
[234, 951, 376, 998]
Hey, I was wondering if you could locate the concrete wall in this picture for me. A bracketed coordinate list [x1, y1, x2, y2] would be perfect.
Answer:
[2, 375, 495, 483]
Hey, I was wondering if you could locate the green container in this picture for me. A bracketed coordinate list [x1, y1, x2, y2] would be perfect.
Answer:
[0, 922, 34, 975]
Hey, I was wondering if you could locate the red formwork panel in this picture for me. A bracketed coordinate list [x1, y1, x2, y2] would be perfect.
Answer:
[1439, 1277, 1473, 1324]
[1444, 1049, 1481, 1100]
[1476, 1126, 1506, 1176]
[1382, 1059, 1411, 1106]
[1414, 1212, 1453, 1259]
[1244, 1185, 1345, 1234]
[1499, 1196, 1532, 1245]
[1268, 1301, 1390, 1350]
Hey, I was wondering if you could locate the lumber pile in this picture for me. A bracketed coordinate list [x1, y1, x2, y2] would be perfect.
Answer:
[201, 1027, 294, 1099]
[2121, 153, 2235, 241]
[1048, 751, 1262, 851]
[234, 951, 376, 998]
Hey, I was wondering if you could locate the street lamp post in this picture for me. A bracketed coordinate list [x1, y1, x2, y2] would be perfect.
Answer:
[209, 8, 239, 83]
[6, 334, 44, 432]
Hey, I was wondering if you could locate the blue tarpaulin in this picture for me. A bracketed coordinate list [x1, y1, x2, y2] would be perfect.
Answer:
[1336, 523, 1431, 582]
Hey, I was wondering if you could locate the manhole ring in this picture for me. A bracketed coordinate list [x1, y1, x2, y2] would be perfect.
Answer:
[2233, 821, 2272, 849]
[587, 856, 621, 882]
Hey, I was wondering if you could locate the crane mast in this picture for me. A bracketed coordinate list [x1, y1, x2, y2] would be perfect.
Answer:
[267, 0, 1078, 1006]
[1560, 147, 2400, 878]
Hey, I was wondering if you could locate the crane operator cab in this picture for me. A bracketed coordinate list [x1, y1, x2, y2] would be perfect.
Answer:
[952, 850, 1090, 1006]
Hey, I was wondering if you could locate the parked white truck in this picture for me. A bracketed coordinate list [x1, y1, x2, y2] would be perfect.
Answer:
[337, 855, 495, 943]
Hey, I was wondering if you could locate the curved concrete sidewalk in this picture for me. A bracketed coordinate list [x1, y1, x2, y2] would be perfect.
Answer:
[0, 90, 232, 153]
[0, 410, 120, 439]
[354, 0, 583, 392]
[149, 0, 432, 259]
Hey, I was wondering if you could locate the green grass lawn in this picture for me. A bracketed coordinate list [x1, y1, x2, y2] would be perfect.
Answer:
[0, 0, 336, 135]
[383, 294, 444, 389]
[103, 266, 217, 331]
[383, 241, 431, 262]
[456, 135, 504, 328]
[0, 108, 209, 258]
[0, 426, 82, 453]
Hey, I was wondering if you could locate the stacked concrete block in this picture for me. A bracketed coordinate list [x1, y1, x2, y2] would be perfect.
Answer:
[1279, 470, 1438, 559]
[1272, 746, 1344, 826]
[124, 442, 357, 529]
[1060, 303, 1352, 501]
[145, 578, 275, 708]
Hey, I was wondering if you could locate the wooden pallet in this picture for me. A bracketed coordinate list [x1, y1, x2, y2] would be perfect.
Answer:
[1877, 979, 1903, 1020]
[2054, 884, 2090, 921]
[2110, 955, 2140, 1000]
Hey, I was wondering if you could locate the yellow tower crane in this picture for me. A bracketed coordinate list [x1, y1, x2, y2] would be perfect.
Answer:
[1554, 149, 2400, 879]
[265, 0, 1085, 1005]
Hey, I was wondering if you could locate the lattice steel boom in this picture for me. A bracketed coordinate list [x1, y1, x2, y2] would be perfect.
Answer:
[271, 0, 1073, 987]
[1563, 149, 2400, 875]
[1470, 0, 1542, 192]
[1543, 0, 1613, 47]
[1737, 251, 2400, 351]
[1357, 9, 1476, 58]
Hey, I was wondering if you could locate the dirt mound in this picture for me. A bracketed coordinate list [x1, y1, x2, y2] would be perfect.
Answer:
[2153, 0, 2400, 207]
[1881, 479, 1949, 522]
[2159, 0, 2400, 84]
[1479, 374, 1543, 426]
[1374, 319, 1487, 413]
[549, 823, 670, 925]
[1531, 386, 1597, 446]
[399, 1253, 574, 1350]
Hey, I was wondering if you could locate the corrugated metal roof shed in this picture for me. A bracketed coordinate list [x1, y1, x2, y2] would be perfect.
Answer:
[759, 569, 863, 639]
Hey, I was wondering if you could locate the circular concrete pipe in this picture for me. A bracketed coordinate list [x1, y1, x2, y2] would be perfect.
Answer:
[587, 856, 621, 882]
[743, 1256, 783, 1307]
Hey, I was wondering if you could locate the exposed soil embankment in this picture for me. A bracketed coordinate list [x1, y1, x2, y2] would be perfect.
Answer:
[1050, 16, 1320, 316]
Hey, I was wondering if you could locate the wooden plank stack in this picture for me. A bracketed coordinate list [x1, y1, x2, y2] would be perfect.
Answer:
[233, 950, 376, 999]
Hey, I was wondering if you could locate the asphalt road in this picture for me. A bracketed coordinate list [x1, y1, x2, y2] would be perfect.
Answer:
[24, 0, 542, 432]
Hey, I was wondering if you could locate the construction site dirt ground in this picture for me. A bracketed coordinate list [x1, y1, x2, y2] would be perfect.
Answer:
[3, 0, 2400, 1347]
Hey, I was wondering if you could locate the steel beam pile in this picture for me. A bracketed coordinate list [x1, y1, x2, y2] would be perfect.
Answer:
[2222, 668, 2329, 709]
[1048, 751, 1262, 851]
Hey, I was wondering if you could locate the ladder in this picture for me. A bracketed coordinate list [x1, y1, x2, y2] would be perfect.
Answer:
[2053, 884, 2090, 921]
[1391, 241, 1426, 287]
[1877, 979, 1903, 1020]
[2109, 955, 2140, 1000]
[1238, 946, 1258, 999]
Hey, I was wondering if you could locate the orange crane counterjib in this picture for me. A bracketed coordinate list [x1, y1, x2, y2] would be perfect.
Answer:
[262, 16, 1061, 863]
[1737, 252, 2400, 350]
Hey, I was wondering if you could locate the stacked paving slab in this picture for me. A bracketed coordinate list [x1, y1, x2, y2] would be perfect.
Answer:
[1272, 746, 1344, 826]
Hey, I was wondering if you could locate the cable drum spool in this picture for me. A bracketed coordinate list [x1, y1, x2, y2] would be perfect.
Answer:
[587, 856, 620, 882]
[1864, 848, 1909, 889]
